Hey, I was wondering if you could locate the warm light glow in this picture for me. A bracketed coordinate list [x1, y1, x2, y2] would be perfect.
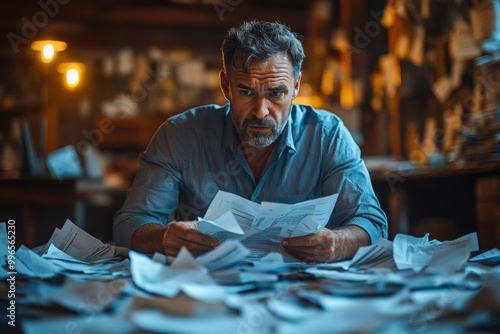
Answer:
[42, 43, 55, 63]
[31, 40, 67, 63]
[294, 83, 323, 108]
[340, 80, 354, 109]
[58, 62, 85, 89]
[66, 68, 80, 88]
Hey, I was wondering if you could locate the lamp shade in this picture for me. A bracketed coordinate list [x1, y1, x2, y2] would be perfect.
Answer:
[31, 40, 67, 63]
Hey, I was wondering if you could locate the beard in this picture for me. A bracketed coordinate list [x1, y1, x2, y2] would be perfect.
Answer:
[231, 109, 289, 148]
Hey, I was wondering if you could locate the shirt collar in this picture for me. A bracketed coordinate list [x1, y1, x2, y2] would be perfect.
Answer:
[223, 104, 238, 152]
[280, 105, 296, 154]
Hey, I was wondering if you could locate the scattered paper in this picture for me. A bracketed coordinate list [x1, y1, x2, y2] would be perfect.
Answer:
[130, 248, 224, 301]
[304, 267, 380, 282]
[15, 245, 61, 278]
[151, 252, 168, 264]
[211, 269, 278, 284]
[41, 244, 129, 278]
[46, 277, 125, 313]
[348, 238, 395, 270]
[393, 232, 479, 273]
[0, 222, 10, 266]
[426, 235, 475, 274]
[394, 233, 438, 271]
[267, 292, 323, 322]
[242, 252, 300, 273]
[11, 213, 499, 334]
[41, 219, 116, 262]
[196, 239, 250, 272]
[22, 314, 135, 334]
[469, 248, 500, 264]
[130, 309, 240, 334]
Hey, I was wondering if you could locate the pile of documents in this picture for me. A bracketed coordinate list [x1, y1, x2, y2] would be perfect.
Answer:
[1, 193, 500, 333]
[1, 219, 130, 280]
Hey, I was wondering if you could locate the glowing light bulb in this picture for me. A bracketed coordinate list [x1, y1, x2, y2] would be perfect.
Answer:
[66, 68, 80, 88]
[42, 43, 55, 63]
[31, 40, 67, 63]
[59, 63, 84, 89]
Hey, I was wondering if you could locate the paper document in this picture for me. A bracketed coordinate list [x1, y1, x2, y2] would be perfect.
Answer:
[196, 239, 250, 272]
[41, 244, 129, 279]
[393, 232, 479, 273]
[197, 211, 244, 241]
[130, 243, 252, 302]
[0, 223, 9, 265]
[198, 191, 338, 259]
[15, 245, 62, 278]
[41, 219, 116, 262]
[469, 248, 500, 264]
[199, 191, 338, 243]
[129, 248, 215, 300]
[348, 238, 395, 270]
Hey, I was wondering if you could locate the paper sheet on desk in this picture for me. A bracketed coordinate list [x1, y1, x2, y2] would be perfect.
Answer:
[130, 242, 252, 302]
[305, 238, 396, 281]
[0, 223, 9, 266]
[39, 244, 130, 279]
[470, 248, 500, 264]
[15, 245, 62, 278]
[347, 238, 395, 270]
[393, 232, 479, 273]
[196, 239, 250, 272]
[39, 219, 116, 262]
[130, 247, 214, 299]
[198, 191, 338, 256]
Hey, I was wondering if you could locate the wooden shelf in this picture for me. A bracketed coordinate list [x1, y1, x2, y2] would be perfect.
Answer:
[96, 114, 168, 151]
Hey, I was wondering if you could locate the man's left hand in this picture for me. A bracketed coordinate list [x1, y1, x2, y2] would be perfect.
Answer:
[281, 225, 370, 263]
[281, 228, 336, 263]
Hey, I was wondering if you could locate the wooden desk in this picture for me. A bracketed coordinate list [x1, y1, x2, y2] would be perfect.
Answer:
[369, 161, 500, 243]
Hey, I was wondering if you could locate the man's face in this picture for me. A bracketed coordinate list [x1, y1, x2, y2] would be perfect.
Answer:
[220, 52, 301, 148]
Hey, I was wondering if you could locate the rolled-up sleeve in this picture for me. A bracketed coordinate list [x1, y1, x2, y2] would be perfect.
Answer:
[322, 122, 388, 244]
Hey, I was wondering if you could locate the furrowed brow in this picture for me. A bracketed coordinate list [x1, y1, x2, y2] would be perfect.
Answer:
[266, 85, 289, 92]
[236, 84, 254, 90]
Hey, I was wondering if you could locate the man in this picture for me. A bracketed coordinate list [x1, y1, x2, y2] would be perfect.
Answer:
[114, 21, 387, 263]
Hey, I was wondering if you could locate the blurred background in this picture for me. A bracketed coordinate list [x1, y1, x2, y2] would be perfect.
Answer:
[0, 0, 499, 249]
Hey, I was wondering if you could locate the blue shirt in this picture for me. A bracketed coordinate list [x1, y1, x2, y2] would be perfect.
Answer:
[113, 103, 388, 248]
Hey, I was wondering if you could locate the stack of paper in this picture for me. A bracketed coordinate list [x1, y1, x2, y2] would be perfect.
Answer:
[130, 240, 254, 302]
[1, 219, 130, 280]
[393, 232, 479, 273]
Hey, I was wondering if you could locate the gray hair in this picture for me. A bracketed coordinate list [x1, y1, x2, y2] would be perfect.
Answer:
[221, 21, 305, 80]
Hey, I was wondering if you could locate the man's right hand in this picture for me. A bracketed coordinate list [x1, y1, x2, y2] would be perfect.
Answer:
[161, 221, 219, 256]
